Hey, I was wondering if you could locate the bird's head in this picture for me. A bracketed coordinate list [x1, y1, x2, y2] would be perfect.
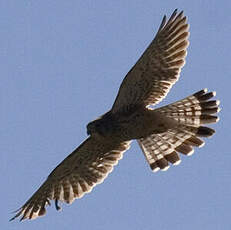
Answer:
[86, 119, 101, 136]
[86, 112, 114, 137]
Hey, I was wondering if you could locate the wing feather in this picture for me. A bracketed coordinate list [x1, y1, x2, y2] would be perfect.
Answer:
[10, 137, 131, 221]
[111, 9, 189, 113]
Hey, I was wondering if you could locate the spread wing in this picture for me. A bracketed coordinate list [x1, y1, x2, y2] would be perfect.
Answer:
[111, 9, 189, 113]
[11, 137, 131, 221]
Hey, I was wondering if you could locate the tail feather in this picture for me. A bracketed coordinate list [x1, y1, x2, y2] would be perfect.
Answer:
[183, 136, 204, 147]
[155, 88, 220, 126]
[138, 89, 220, 172]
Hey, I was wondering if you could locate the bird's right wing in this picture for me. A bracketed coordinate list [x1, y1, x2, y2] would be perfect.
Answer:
[11, 137, 131, 221]
[111, 9, 189, 113]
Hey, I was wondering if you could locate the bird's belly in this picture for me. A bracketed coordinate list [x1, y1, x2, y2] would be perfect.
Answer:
[117, 109, 176, 140]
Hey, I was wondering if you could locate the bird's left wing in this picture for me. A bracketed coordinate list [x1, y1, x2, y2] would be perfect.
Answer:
[111, 9, 189, 113]
[10, 137, 131, 221]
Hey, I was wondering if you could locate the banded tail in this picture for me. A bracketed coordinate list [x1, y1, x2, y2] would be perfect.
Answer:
[138, 89, 220, 172]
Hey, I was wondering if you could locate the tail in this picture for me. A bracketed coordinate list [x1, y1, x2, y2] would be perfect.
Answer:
[138, 89, 220, 172]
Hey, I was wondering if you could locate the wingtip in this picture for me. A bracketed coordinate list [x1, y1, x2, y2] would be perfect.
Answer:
[9, 217, 15, 222]
[9, 208, 22, 222]
[170, 8, 178, 20]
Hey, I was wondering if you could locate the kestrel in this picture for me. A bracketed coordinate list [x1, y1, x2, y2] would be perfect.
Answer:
[11, 9, 220, 221]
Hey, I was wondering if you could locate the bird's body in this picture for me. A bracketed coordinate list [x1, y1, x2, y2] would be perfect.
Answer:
[11, 9, 220, 221]
[88, 107, 177, 141]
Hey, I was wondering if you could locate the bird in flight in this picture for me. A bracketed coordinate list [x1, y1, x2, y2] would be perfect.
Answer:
[11, 9, 220, 221]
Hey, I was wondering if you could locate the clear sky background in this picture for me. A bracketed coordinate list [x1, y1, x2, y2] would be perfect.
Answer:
[2, 1, 230, 230]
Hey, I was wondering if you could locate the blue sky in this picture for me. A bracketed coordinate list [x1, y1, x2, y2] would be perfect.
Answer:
[2, 1, 230, 229]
